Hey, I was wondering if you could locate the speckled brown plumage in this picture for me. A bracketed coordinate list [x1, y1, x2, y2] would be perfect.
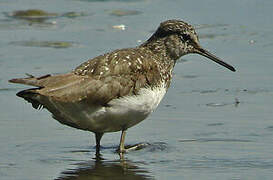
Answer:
[9, 19, 235, 155]
[73, 46, 174, 99]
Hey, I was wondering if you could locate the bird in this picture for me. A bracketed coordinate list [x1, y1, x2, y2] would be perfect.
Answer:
[9, 19, 235, 156]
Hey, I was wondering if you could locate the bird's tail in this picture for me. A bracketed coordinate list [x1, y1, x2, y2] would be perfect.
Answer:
[9, 74, 51, 87]
[9, 74, 50, 109]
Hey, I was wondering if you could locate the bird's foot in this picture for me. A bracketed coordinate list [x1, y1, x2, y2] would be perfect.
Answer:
[118, 143, 148, 159]
[117, 143, 149, 154]
[124, 143, 148, 152]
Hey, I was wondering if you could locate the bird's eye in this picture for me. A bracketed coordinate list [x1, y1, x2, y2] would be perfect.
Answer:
[180, 34, 191, 41]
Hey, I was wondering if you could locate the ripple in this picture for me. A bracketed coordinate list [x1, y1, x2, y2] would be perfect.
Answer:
[179, 138, 253, 143]
[145, 142, 168, 152]
[0, 87, 20, 92]
[0, 163, 16, 168]
[179, 88, 273, 96]
[206, 102, 230, 107]
[76, 0, 145, 2]
[265, 126, 273, 131]
[203, 98, 240, 108]
[181, 75, 199, 79]
[179, 157, 273, 170]
[207, 123, 224, 126]
[192, 157, 273, 169]
[196, 23, 229, 30]
[200, 89, 219, 94]
[67, 150, 91, 153]
[236, 88, 273, 94]
[163, 104, 176, 109]
[199, 33, 228, 40]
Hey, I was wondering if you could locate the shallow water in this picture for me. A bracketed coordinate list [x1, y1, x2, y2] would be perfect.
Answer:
[1, 0, 273, 179]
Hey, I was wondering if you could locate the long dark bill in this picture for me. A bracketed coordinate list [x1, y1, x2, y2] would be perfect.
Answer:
[195, 48, 236, 72]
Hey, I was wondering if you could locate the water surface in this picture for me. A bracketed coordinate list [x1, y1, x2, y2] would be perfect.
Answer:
[1, 0, 273, 179]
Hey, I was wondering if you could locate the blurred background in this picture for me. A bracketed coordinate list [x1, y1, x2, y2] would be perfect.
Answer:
[1, 0, 273, 179]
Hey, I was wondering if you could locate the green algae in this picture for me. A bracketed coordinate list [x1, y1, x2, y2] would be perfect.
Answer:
[10, 9, 59, 19]
[109, 9, 142, 17]
[10, 41, 75, 48]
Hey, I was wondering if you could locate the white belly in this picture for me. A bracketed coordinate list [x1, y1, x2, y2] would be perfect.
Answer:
[58, 85, 167, 133]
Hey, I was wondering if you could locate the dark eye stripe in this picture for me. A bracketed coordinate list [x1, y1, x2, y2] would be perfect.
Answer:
[180, 34, 191, 41]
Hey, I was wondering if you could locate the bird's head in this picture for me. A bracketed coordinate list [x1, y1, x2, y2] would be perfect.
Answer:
[147, 19, 235, 72]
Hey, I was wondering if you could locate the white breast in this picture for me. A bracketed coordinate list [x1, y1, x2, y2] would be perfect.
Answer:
[109, 84, 166, 116]
[102, 84, 167, 132]
[82, 84, 167, 132]
[53, 84, 167, 133]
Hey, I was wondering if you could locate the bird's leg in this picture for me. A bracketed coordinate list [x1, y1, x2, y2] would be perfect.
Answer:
[119, 130, 126, 154]
[95, 132, 103, 155]
[118, 130, 148, 157]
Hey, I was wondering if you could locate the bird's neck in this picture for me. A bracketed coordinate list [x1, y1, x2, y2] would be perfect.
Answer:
[140, 35, 182, 61]
[139, 37, 177, 89]
[140, 38, 169, 58]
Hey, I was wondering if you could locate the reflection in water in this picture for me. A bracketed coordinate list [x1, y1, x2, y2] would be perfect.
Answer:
[56, 142, 168, 179]
[56, 156, 151, 180]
